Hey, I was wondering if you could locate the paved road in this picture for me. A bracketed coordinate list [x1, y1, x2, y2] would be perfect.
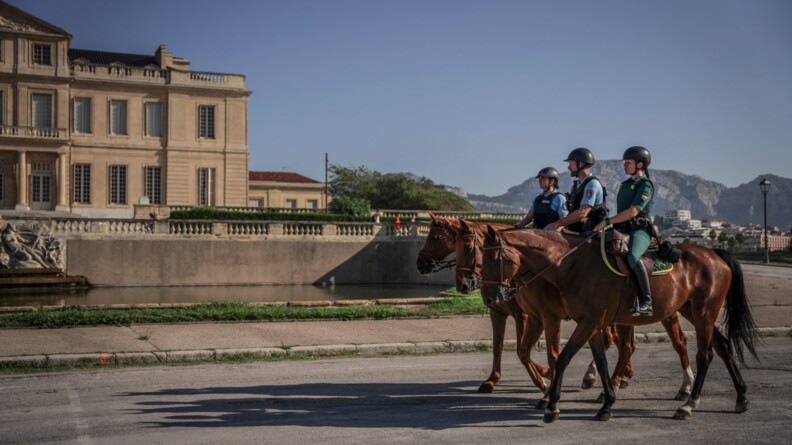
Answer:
[1, 338, 790, 444]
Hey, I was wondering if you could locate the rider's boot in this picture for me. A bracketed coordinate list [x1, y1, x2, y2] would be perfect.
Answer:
[630, 260, 653, 317]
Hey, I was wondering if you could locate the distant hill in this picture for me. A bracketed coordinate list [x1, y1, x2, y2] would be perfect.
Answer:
[469, 161, 792, 230]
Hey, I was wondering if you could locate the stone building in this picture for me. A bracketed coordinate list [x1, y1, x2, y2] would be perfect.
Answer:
[0, 2, 250, 217]
[248, 171, 328, 210]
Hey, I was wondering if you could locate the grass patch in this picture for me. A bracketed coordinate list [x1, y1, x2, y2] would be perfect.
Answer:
[0, 298, 489, 329]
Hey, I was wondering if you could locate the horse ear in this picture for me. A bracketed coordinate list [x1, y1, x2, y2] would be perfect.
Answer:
[486, 225, 499, 243]
[428, 212, 436, 222]
[459, 219, 471, 232]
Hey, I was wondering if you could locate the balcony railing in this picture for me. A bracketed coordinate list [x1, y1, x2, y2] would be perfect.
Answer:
[0, 125, 68, 141]
[70, 63, 246, 89]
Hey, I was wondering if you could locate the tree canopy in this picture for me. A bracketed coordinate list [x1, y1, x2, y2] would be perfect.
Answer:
[329, 164, 475, 211]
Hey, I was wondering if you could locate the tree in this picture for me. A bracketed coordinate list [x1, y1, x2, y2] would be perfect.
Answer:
[708, 229, 718, 247]
[717, 231, 728, 249]
[329, 164, 475, 211]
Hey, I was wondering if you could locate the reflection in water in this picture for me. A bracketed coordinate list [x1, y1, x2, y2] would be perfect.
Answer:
[0, 284, 451, 308]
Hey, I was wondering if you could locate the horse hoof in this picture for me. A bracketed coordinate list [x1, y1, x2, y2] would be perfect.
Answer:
[581, 378, 596, 390]
[596, 392, 605, 404]
[735, 400, 750, 413]
[535, 399, 549, 410]
[477, 383, 494, 393]
[543, 411, 560, 423]
[674, 391, 691, 401]
[672, 408, 692, 420]
[619, 380, 629, 389]
[595, 409, 612, 421]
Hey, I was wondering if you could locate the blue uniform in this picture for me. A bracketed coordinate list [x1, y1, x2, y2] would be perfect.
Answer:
[577, 173, 604, 208]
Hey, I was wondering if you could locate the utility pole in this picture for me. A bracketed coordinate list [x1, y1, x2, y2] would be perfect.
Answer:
[325, 152, 329, 213]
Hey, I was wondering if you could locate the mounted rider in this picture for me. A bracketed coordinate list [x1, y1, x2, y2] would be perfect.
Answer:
[514, 167, 569, 229]
[545, 147, 607, 233]
[594, 146, 655, 316]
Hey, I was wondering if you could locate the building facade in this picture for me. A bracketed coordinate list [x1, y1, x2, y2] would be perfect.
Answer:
[248, 171, 328, 210]
[0, 3, 250, 217]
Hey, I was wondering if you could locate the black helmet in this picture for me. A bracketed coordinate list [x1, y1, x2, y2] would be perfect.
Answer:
[535, 167, 559, 180]
[564, 147, 595, 166]
[623, 146, 651, 168]
[536, 167, 560, 188]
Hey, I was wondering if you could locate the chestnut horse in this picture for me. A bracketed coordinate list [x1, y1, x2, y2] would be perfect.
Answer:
[416, 214, 550, 394]
[456, 220, 694, 404]
[481, 227, 759, 422]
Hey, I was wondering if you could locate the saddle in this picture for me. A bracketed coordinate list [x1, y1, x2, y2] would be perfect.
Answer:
[600, 229, 673, 277]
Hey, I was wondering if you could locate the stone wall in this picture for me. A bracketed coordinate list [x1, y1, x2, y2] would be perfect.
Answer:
[65, 237, 453, 287]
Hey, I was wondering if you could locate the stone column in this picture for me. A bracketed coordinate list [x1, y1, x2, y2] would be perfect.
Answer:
[55, 151, 70, 212]
[15, 150, 30, 211]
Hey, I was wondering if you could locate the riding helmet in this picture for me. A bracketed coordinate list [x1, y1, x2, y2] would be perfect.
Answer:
[536, 167, 560, 189]
[622, 146, 651, 168]
[564, 147, 595, 166]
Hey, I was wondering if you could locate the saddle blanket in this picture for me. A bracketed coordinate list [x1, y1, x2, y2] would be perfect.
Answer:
[600, 233, 673, 277]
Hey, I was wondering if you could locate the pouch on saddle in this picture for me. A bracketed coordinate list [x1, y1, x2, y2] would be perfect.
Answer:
[601, 229, 671, 277]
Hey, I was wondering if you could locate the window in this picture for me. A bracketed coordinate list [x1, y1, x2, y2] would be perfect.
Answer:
[285, 199, 297, 209]
[0, 91, 4, 125]
[73, 164, 91, 204]
[74, 98, 91, 133]
[110, 100, 127, 135]
[145, 102, 163, 137]
[198, 168, 215, 206]
[198, 105, 215, 139]
[145, 166, 162, 204]
[248, 198, 263, 208]
[33, 44, 51, 65]
[32, 93, 53, 128]
[307, 199, 318, 210]
[109, 165, 127, 205]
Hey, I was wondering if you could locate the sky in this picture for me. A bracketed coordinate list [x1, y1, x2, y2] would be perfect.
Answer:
[11, 0, 792, 196]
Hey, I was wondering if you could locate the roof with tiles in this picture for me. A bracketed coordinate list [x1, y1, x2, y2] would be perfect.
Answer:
[68, 48, 159, 67]
[249, 171, 321, 184]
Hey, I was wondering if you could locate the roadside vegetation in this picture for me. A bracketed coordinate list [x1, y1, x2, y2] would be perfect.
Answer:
[733, 250, 792, 265]
[0, 293, 488, 329]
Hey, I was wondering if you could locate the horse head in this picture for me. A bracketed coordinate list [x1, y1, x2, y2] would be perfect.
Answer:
[455, 219, 485, 293]
[416, 212, 457, 275]
[481, 225, 521, 305]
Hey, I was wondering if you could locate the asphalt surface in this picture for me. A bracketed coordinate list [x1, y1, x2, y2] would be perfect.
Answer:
[0, 264, 790, 369]
[0, 339, 790, 444]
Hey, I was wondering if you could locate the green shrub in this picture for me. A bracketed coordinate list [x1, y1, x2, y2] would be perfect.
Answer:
[329, 196, 371, 218]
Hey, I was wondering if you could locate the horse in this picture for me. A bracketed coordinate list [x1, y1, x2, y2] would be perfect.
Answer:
[480, 226, 759, 422]
[416, 213, 550, 394]
[456, 220, 694, 405]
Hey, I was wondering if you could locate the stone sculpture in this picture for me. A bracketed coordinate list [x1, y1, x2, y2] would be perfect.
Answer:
[0, 223, 64, 270]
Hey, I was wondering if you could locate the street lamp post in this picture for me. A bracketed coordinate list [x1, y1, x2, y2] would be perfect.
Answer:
[759, 178, 770, 264]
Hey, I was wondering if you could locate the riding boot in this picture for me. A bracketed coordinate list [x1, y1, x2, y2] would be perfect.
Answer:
[630, 260, 653, 316]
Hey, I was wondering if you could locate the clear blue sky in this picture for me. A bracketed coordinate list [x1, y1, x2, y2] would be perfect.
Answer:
[13, 0, 792, 196]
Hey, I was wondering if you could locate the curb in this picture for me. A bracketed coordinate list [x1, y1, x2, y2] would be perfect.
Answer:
[1, 327, 789, 371]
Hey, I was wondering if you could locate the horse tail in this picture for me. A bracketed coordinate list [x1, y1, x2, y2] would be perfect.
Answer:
[713, 248, 761, 365]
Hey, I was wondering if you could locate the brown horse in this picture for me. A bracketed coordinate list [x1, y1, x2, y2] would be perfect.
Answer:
[416, 214, 549, 394]
[456, 220, 694, 405]
[481, 227, 759, 422]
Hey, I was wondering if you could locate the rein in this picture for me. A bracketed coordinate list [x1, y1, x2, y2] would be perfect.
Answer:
[418, 226, 457, 273]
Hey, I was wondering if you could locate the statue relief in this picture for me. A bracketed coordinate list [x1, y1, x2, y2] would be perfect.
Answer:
[0, 223, 64, 270]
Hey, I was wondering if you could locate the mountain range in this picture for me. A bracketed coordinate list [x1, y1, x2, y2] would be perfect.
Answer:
[467, 160, 792, 230]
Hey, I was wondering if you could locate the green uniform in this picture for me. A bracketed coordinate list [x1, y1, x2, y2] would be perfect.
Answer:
[615, 175, 654, 269]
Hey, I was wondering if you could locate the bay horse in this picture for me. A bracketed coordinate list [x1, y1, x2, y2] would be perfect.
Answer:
[416, 214, 550, 394]
[481, 227, 759, 422]
[456, 220, 694, 405]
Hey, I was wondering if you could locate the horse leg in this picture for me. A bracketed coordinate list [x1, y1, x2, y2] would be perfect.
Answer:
[596, 325, 635, 403]
[660, 314, 694, 401]
[711, 326, 750, 413]
[536, 313, 562, 409]
[589, 329, 616, 421]
[514, 312, 549, 393]
[673, 318, 716, 420]
[479, 309, 507, 393]
[544, 322, 599, 423]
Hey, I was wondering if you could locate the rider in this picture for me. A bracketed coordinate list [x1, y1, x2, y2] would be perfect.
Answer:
[545, 147, 606, 233]
[594, 146, 655, 316]
[514, 167, 568, 229]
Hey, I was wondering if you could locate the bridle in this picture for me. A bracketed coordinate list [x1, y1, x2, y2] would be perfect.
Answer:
[456, 222, 488, 290]
[417, 226, 457, 273]
[481, 229, 600, 301]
